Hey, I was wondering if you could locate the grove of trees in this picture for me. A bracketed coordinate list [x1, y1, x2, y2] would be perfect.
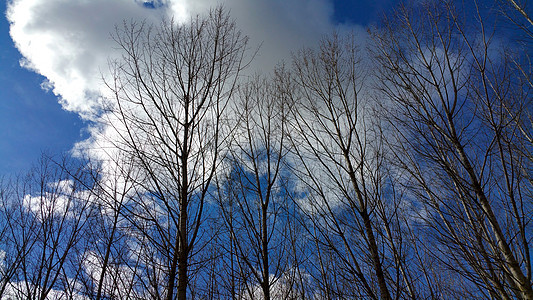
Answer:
[1, 0, 532, 299]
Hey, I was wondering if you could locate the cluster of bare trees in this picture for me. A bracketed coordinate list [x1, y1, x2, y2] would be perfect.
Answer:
[1, 1, 532, 299]
[372, 1, 533, 298]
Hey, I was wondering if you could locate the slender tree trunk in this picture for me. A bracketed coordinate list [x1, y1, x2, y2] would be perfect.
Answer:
[346, 156, 392, 300]
[96, 216, 118, 300]
[175, 108, 190, 300]
[261, 203, 270, 300]
[452, 137, 533, 299]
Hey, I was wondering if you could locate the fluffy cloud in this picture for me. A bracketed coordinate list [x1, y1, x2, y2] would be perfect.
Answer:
[22, 179, 92, 220]
[194, 0, 336, 69]
[7, 0, 338, 120]
[7, 0, 365, 187]
[7, 0, 173, 118]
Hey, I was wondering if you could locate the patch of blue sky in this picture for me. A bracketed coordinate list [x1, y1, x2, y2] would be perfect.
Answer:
[137, 0, 167, 9]
[0, 0, 86, 176]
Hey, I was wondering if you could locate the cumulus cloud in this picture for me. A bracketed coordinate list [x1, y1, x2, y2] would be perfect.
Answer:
[7, 0, 367, 191]
[7, 0, 173, 118]
[193, 0, 336, 69]
[7, 0, 342, 119]
[240, 270, 312, 300]
[22, 179, 92, 221]
[82, 250, 138, 299]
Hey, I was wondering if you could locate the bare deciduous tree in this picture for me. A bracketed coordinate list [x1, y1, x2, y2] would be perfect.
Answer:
[286, 33, 419, 299]
[215, 73, 297, 300]
[102, 7, 249, 300]
[372, 1, 533, 298]
[0, 156, 93, 300]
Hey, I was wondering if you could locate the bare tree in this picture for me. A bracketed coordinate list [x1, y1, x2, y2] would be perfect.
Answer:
[0, 156, 94, 300]
[372, 1, 533, 298]
[62, 155, 142, 300]
[285, 33, 421, 299]
[102, 7, 249, 300]
[214, 73, 297, 300]
[499, 0, 533, 41]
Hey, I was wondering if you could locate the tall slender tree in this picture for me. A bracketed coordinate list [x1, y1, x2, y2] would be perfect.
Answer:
[286, 33, 418, 299]
[215, 73, 296, 300]
[102, 7, 249, 300]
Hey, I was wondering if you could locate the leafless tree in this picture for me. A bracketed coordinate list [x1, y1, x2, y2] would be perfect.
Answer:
[60, 155, 142, 300]
[0, 176, 33, 298]
[102, 7, 249, 300]
[0, 156, 94, 300]
[499, 0, 533, 41]
[285, 33, 421, 299]
[213, 73, 298, 300]
[372, 1, 533, 298]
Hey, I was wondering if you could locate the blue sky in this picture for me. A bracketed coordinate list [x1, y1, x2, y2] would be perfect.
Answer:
[0, 0, 397, 176]
[0, 0, 85, 175]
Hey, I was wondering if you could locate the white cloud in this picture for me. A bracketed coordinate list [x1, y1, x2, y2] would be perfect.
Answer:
[22, 179, 92, 220]
[0, 249, 5, 274]
[191, 0, 336, 69]
[7, 0, 343, 119]
[240, 270, 312, 300]
[8, 0, 367, 211]
[82, 250, 139, 299]
[1, 280, 88, 300]
[7, 0, 172, 119]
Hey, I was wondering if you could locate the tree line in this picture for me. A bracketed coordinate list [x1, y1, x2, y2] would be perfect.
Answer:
[1, 0, 532, 299]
